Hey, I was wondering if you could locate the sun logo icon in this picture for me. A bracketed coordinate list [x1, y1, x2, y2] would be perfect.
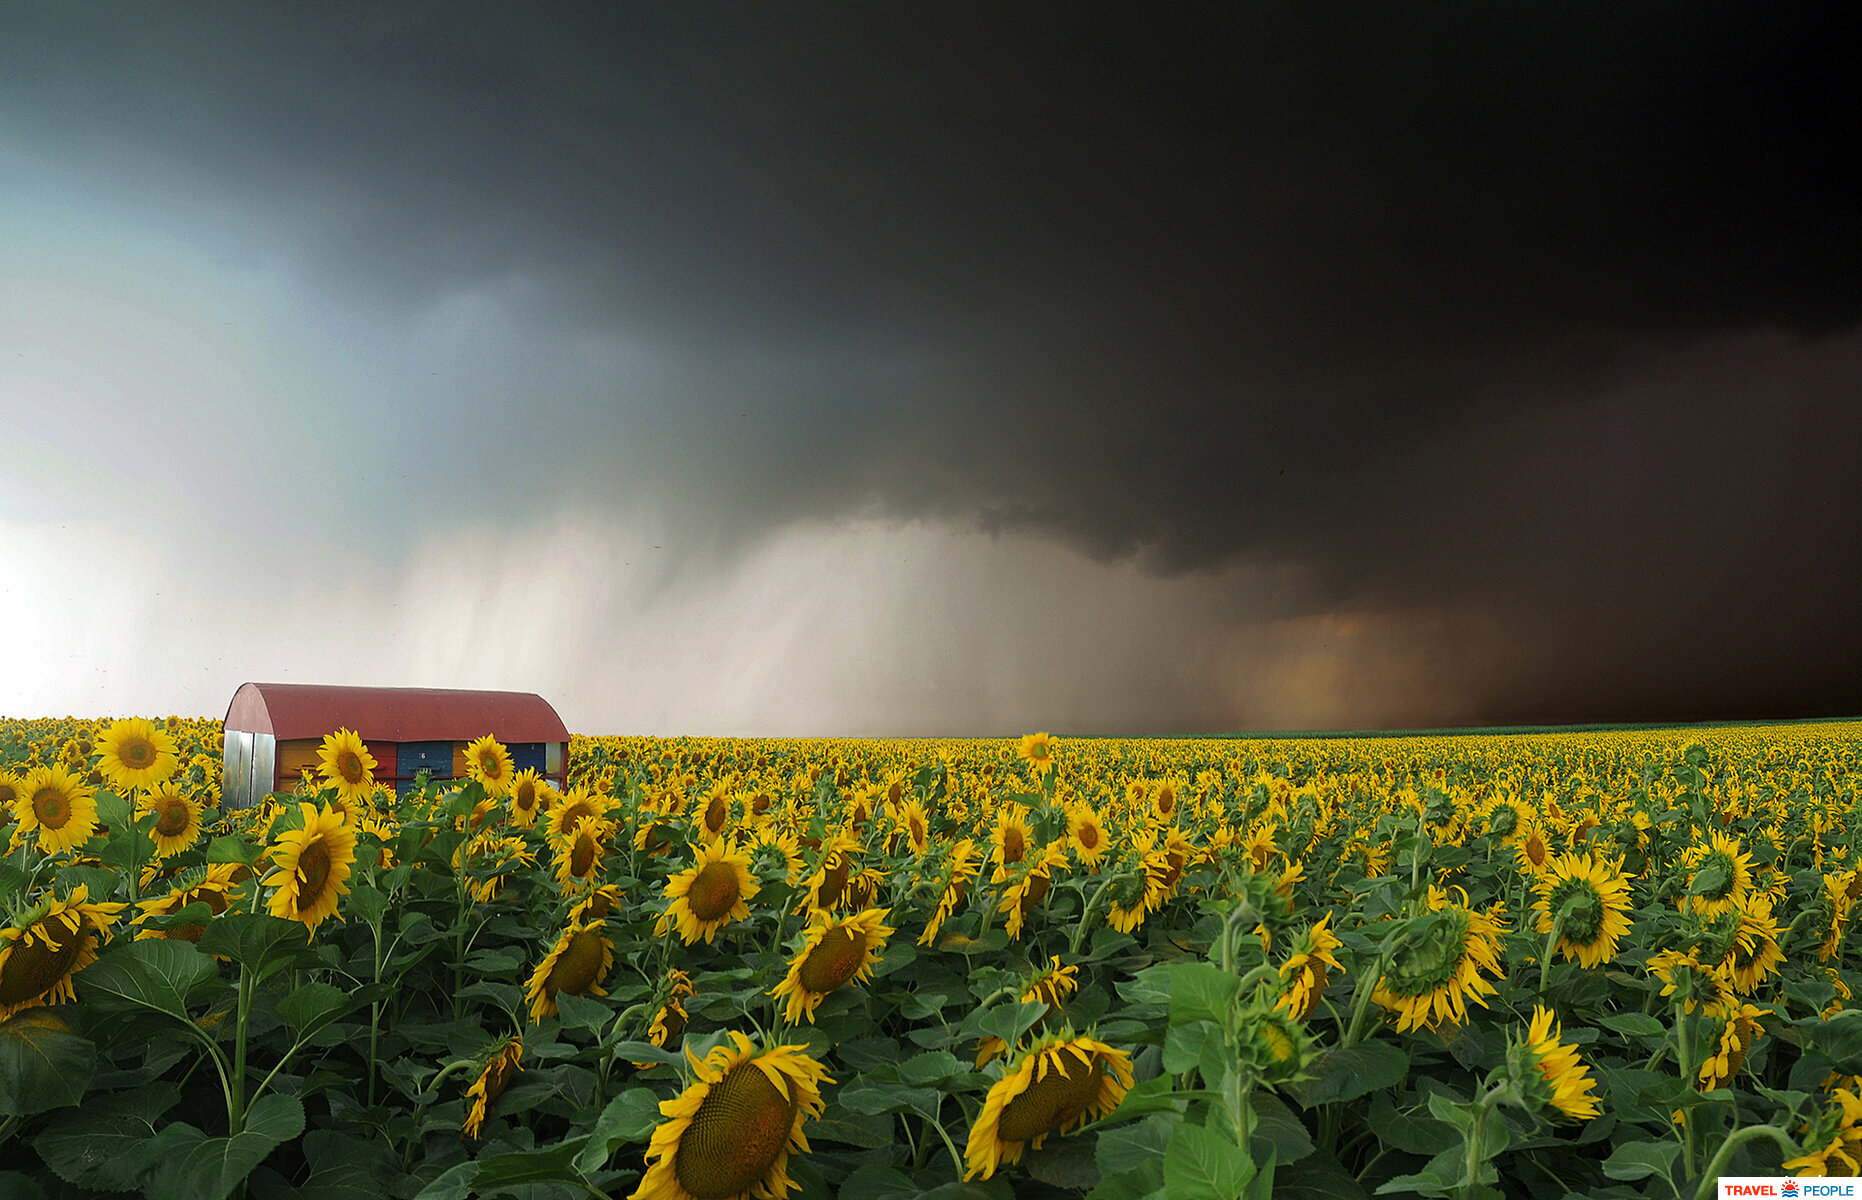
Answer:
[1782, 1181, 1800, 1198]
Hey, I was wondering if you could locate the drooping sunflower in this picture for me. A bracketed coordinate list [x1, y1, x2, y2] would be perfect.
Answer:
[142, 783, 203, 859]
[1783, 1085, 1862, 1176]
[1019, 732, 1059, 777]
[135, 862, 242, 943]
[643, 968, 695, 1059]
[525, 919, 615, 1021]
[1724, 892, 1786, 995]
[1066, 804, 1108, 869]
[634, 1031, 829, 1200]
[1680, 829, 1755, 919]
[1532, 851, 1634, 969]
[464, 734, 515, 799]
[507, 768, 548, 829]
[657, 841, 759, 945]
[1697, 1002, 1769, 1091]
[1373, 887, 1507, 1033]
[554, 819, 609, 891]
[315, 728, 377, 806]
[462, 1035, 523, 1139]
[963, 1030, 1134, 1181]
[1001, 845, 1066, 940]
[1517, 1005, 1601, 1120]
[569, 883, 627, 926]
[1647, 948, 1736, 1014]
[0, 886, 127, 1019]
[13, 764, 99, 856]
[796, 833, 860, 916]
[919, 837, 980, 947]
[263, 802, 359, 932]
[1105, 857, 1169, 936]
[1276, 913, 1344, 1022]
[95, 717, 179, 793]
[770, 908, 895, 1024]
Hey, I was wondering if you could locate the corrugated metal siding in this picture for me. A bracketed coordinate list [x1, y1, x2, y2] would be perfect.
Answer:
[252, 734, 276, 805]
[222, 729, 253, 810]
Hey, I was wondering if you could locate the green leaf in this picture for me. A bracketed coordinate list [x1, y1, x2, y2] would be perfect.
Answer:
[275, 980, 367, 1042]
[344, 883, 389, 925]
[977, 999, 1050, 1047]
[1374, 1146, 1465, 1198]
[575, 1088, 664, 1171]
[1286, 1041, 1409, 1108]
[1025, 1137, 1101, 1190]
[554, 990, 610, 1033]
[0, 861, 28, 910]
[0, 1172, 44, 1200]
[1601, 1138, 1682, 1182]
[1170, 961, 1242, 1027]
[1164, 1121, 1256, 1200]
[899, 1050, 965, 1086]
[1596, 1012, 1666, 1038]
[1163, 1019, 1219, 1074]
[1250, 1091, 1314, 1165]
[469, 1136, 593, 1192]
[410, 1161, 479, 1200]
[1097, 1113, 1175, 1176]
[34, 1082, 181, 1189]
[1365, 1092, 1457, 1157]
[142, 1093, 306, 1200]
[838, 1164, 921, 1200]
[836, 1078, 943, 1123]
[197, 912, 320, 982]
[74, 938, 225, 1023]
[1273, 1152, 1370, 1200]
[0, 1009, 97, 1117]
[207, 834, 263, 865]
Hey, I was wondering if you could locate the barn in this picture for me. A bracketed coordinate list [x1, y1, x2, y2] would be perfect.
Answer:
[220, 682, 571, 809]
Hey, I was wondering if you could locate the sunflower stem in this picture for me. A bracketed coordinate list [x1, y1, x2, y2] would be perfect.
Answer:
[1070, 873, 1123, 956]
[1675, 1003, 1696, 1179]
[923, 1111, 967, 1178]
[1689, 1124, 1798, 1200]
[230, 962, 254, 1134]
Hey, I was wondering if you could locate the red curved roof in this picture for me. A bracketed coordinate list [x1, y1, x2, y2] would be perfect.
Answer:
[224, 683, 570, 743]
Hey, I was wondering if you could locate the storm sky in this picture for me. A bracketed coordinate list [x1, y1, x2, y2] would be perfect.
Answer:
[2, 3, 1857, 734]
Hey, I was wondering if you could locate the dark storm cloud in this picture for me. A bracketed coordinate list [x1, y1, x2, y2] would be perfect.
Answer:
[4, 2, 1857, 724]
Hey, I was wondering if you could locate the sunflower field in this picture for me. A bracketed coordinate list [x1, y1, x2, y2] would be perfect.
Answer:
[3, 716, 1862, 1200]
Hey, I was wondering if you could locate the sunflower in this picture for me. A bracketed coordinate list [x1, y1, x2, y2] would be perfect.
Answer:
[634, 1032, 829, 1200]
[1681, 829, 1755, 918]
[899, 798, 931, 857]
[796, 834, 859, 916]
[13, 764, 99, 856]
[550, 787, 611, 845]
[462, 1035, 523, 1139]
[963, 1030, 1134, 1181]
[315, 728, 377, 806]
[263, 802, 359, 932]
[1697, 1002, 1769, 1091]
[1019, 732, 1058, 777]
[507, 768, 549, 829]
[525, 919, 615, 1021]
[987, 806, 1035, 884]
[1724, 892, 1786, 995]
[94, 717, 179, 793]
[554, 819, 608, 890]
[642, 969, 695, 1061]
[0, 886, 127, 1019]
[1532, 851, 1634, 968]
[695, 784, 734, 844]
[1647, 948, 1736, 1014]
[1001, 845, 1066, 940]
[1513, 824, 1553, 876]
[1105, 858, 1168, 936]
[1151, 778, 1181, 825]
[1517, 1005, 1601, 1120]
[1784, 1086, 1862, 1176]
[1065, 804, 1108, 868]
[1276, 914, 1344, 1022]
[657, 841, 759, 945]
[1373, 887, 1507, 1033]
[770, 908, 895, 1024]
[465, 734, 515, 799]
[569, 883, 627, 926]
[919, 837, 980, 947]
[142, 783, 203, 859]
[749, 825, 806, 886]
[135, 863, 242, 943]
